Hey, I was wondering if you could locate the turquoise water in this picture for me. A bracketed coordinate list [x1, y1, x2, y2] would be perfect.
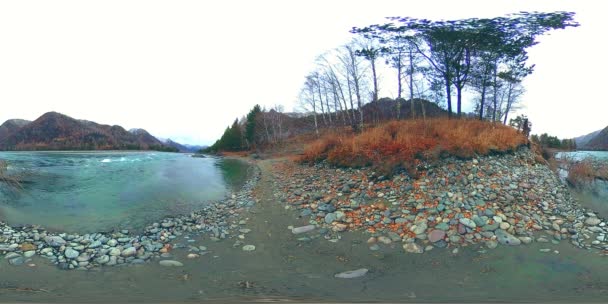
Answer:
[556, 150, 608, 161]
[0, 152, 248, 233]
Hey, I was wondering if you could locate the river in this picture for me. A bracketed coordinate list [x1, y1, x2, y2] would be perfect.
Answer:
[0, 151, 248, 232]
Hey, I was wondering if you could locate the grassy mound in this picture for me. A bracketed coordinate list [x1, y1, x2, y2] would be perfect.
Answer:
[300, 119, 527, 175]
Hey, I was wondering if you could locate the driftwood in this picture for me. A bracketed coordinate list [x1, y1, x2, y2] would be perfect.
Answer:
[0, 286, 50, 293]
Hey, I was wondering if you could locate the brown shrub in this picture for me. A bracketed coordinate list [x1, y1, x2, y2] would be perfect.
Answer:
[567, 160, 596, 187]
[299, 118, 527, 175]
[567, 159, 608, 187]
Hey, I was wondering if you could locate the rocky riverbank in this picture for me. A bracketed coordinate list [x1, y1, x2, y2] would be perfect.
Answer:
[272, 147, 608, 255]
[0, 165, 261, 270]
[3, 147, 608, 272]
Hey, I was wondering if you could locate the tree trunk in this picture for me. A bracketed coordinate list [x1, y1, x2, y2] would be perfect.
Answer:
[324, 85, 332, 125]
[346, 73, 356, 128]
[397, 56, 403, 100]
[262, 112, 271, 144]
[349, 49, 363, 131]
[479, 83, 487, 120]
[333, 86, 346, 126]
[396, 100, 401, 120]
[396, 55, 402, 120]
[409, 49, 415, 119]
[311, 93, 319, 136]
[492, 65, 498, 122]
[421, 99, 426, 120]
[445, 74, 453, 119]
[334, 74, 352, 125]
[503, 82, 514, 125]
[456, 85, 463, 119]
[315, 75, 327, 126]
[371, 58, 378, 102]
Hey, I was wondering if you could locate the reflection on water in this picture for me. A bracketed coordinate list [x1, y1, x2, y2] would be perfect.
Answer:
[0, 152, 249, 232]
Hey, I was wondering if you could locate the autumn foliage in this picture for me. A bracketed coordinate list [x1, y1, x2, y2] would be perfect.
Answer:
[300, 119, 527, 175]
[567, 160, 608, 188]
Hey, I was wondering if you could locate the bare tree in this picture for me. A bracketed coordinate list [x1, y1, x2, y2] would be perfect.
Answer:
[268, 104, 285, 142]
[320, 55, 352, 125]
[500, 78, 525, 125]
[299, 74, 320, 135]
[342, 43, 366, 131]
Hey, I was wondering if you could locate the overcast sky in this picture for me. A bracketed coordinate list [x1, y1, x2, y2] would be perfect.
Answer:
[0, 0, 605, 145]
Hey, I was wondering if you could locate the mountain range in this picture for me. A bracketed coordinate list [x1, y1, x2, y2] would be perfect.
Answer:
[0, 112, 193, 152]
[159, 138, 206, 153]
[575, 126, 608, 150]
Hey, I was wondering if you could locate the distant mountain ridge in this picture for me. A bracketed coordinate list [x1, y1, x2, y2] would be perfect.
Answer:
[574, 126, 608, 151]
[0, 119, 31, 142]
[574, 130, 601, 147]
[0, 112, 177, 151]
[583, 126, 608, 151]
[157, 137, 206, 152]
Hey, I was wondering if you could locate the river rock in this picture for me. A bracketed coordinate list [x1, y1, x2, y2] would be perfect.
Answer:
[242, 245, 256, 251]
[335, 210, 346, 221]
[403, 242, 424, 254]
[121, 247, 137, 257]
[64, 248, 79, 259]
[585, 217, 601, 226]
[482, 222, 499, 231]
[292, 225, 315, 234]
[45, 236, 66, 247]
[435, 222, 449, 231]
[159, 260, 183, 267]
[472, 215, 486, 227]
[8, 256, 25, 266]
[77, 254, 91, 262]
[459, 218, 476, 229]
[412, 222, 427, 235]
[0, 244, 15, 252]
[334, 268, 368, 279]
[5, 252, 21, 260]
[377, 236, 392, 244]
[519, 236, 533, 244]
[96, 255, 110, 264]
[161, 222, 175, 228]
[428, 230, 446, 243]
[495, 229, 521, 246]
[20, 243, 36, 251]
[325, 213, 337, 224]
[332, 223, 347, 232]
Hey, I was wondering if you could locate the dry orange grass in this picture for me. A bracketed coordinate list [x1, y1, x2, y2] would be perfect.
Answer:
[219, 151, 250, 157]
[300, 119, 527, 175]
[567, 160, 608, 187]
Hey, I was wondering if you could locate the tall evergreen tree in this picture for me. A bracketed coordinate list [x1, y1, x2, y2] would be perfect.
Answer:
[245, 105, 262, 148]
